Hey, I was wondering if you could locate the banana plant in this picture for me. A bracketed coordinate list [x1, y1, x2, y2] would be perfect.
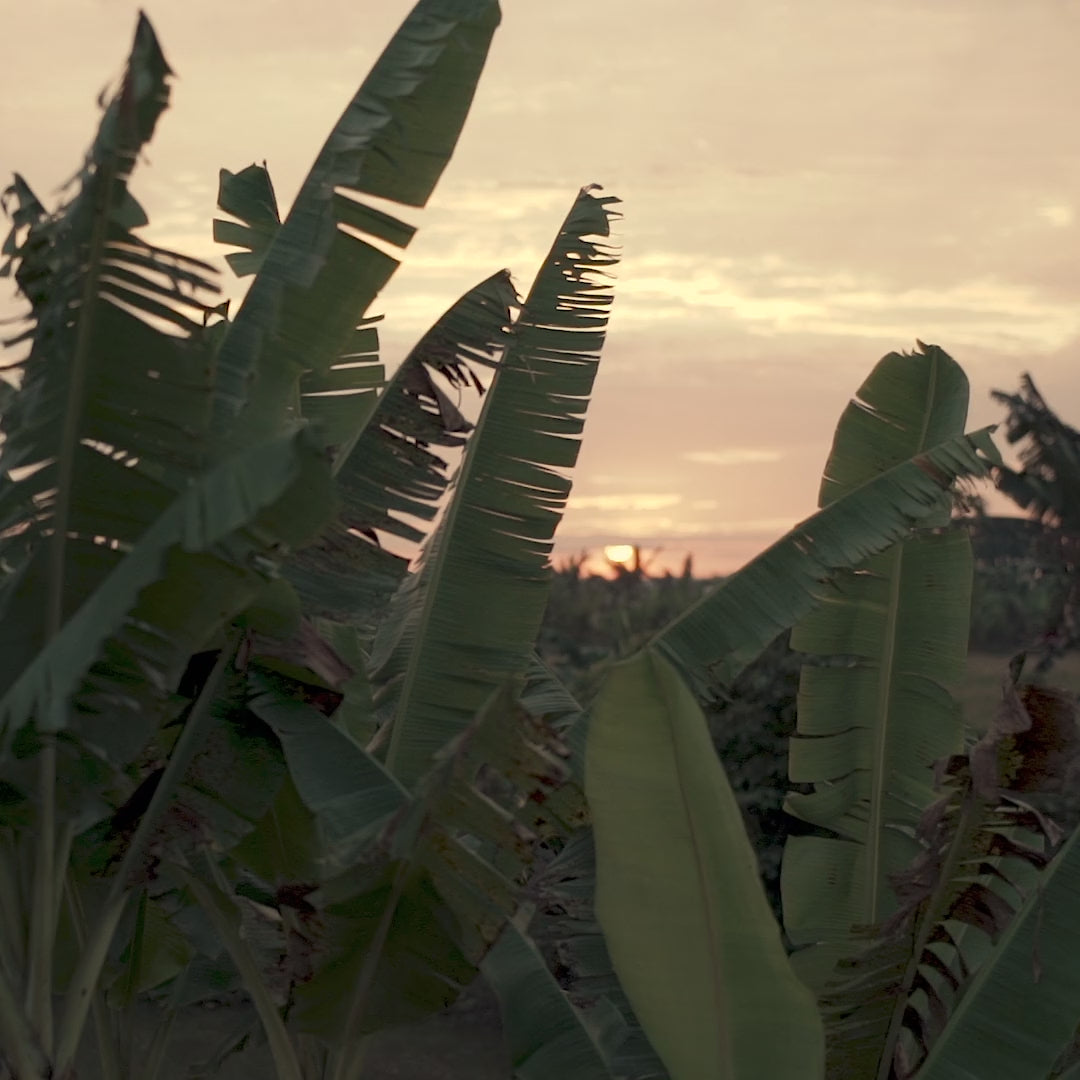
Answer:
[782, 346, 973, 989]
[211, 0, 501, 443]
[579, 346, 1080, 1080]
[369, 184, 620, 788]
[0, 1, 504, 1075]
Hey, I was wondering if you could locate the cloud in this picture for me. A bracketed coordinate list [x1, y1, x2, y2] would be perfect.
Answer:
[559, 514, 806, 541]
[683, 448, 782, 466]
[566, 493, 682, 512]
[1038, 203, 1075, 229]
[609, 253, 1080, 352]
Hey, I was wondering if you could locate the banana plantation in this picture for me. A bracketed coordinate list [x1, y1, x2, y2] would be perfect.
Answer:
[2, 2, 1079, 1078]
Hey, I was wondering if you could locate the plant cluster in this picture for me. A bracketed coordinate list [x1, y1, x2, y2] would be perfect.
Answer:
[2, 5, 1080, 1080]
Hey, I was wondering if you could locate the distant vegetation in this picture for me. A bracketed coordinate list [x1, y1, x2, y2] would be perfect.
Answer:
[539, 521, 1080, 919]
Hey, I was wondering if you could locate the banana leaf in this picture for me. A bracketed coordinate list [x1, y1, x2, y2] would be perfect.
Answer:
[372, 186, 619, 788]
[915, 819, 1080, 1080]
[482, 915, 630, 1080]
[213, 161, 386, 451]
[587, 647, 825, 1080]
[781, 346, 974, 981]
[213, 0, 501, 440]
[0, 15, 220, 703]
[0, 429, 333, 746]
[652, 427, 997, 694]
[275, 683, 569, 1065]
[284, 269, 516, 630]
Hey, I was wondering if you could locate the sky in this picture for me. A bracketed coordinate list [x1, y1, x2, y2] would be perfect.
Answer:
[3, 0, 1079, 574]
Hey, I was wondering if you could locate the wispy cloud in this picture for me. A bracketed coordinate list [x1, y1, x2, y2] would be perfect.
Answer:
[558, 515, 804, 541]
[611, 254, 1080, 351]
[566, 493, 682, 512]
[683, 448, 782, 466]
[1037, 203, 1074, 229]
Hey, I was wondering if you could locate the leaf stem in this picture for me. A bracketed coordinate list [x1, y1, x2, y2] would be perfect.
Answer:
[65, 877, 122, 1080]
[179, 855, 303, 1080]
[0, 961, 49, 1079]
[332, 860, 410, 1080]
[0, 831, 26, 985]
[30, 58, 122, 1055]
[53, 630, 242, 1075]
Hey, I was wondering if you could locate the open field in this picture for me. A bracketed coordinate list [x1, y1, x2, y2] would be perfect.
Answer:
[958, 651, 1080, 733]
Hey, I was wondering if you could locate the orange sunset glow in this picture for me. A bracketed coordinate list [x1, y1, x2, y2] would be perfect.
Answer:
[4, 2, 1079, 575]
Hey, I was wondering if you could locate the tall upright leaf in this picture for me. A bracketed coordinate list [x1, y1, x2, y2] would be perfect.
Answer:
[0, 16, 220, 696]
[285, 269, 516, 629]
[372, 186, 619, 788]
[781, 345, 974, 983]
[213, 0, 502, 441]
[0, 22, 225, 1044]
[807, 674, 1069, 1079]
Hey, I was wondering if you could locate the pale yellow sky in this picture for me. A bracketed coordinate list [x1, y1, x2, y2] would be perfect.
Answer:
[3, 0, 1079, 573]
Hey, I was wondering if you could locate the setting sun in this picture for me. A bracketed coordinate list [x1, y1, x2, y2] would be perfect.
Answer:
[603, 544, 636, 567]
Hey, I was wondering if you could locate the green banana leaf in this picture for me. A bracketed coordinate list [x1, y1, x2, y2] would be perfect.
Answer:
[915, 820, 1080, 1080]
[587, 648, 825, 1080]
[213, 160, 386, 450]
[0, 429, 332, 744]
[518, 818, 669, 1080]
[246, 670, 408, 863]
[372, 185, 619, 788]
[651, 421, 998, 696]
[802, 671, 1066, 1079]
[213, 0, 501, 440]
[213, 163, 282, 280]
[276, 683, 569, 1056]
[482, 915, 630, 1080]
[781, 346, 974, 978]
[0, 15, 220, 701]
[284, 269, 516, 630]
[176, 860, 303, 1080]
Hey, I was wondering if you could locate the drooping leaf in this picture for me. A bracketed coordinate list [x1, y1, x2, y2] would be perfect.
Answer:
[913, 812, 1080, 1080]
[373, 186, 619, 789]
[651, 433, 999, 698]
[482, 914, 630, 1080]
[246, 670, 408, 864]
[286, 683, 570, 1045]
[0, 429, 333, 746]
[587, 648, 825, 1080]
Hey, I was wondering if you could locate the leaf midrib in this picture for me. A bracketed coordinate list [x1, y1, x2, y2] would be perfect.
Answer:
[865, 351, 939, 923]
[661, 654, 730, 1075]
